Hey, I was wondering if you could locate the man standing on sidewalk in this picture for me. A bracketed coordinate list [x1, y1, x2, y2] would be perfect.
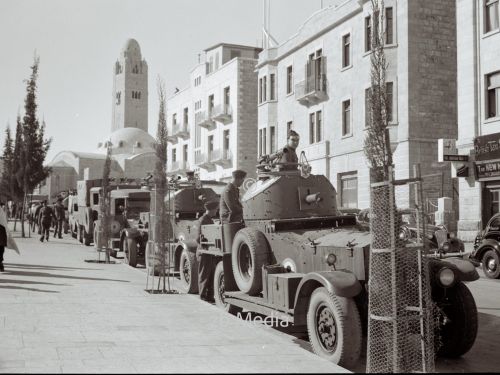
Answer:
[39, 200, 54, 242]
[54, 197, 65, 239]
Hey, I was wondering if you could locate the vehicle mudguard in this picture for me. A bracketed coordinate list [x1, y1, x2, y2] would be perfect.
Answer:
[180, 239, 198, 253]
[429, 257, 479, 283]
[293, 270, 362, 326]
[471, 239, 500, 263]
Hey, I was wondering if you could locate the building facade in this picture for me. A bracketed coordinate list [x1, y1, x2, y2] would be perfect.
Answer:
[40, 39, 156, 200]
[166, 43, 261, 182]
[257, 0, 457, 211]
[456, 0, 500, 240]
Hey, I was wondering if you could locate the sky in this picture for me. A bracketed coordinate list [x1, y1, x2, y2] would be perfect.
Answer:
[0, 0, 334, 161]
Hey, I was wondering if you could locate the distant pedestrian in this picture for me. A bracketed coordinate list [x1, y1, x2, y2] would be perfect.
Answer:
[33, 202, 43, 234]
[0, 203, 19, 272]
[54, 198, 65, 239]
[39, 200, 54, 242]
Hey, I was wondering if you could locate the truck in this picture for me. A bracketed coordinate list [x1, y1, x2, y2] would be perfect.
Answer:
[196, 160, 479, 368]
[122, 174, 222, 283]
[68, 178, 143, 247]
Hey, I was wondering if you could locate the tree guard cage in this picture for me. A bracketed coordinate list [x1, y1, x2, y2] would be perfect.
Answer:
[367, 164, 437, 373]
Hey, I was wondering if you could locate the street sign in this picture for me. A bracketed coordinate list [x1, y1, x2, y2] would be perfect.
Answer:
[443, 154, 469, 162]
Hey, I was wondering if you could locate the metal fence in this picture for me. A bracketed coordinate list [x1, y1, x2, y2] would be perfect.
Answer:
[367, 166, 437, 373]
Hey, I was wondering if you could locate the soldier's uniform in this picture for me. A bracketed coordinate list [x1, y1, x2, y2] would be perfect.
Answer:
[54, 199, 65, 239]
[274, 146, 298, 170]
[39, 203, 54, 242]
[219, 171, 246, 224]
[196, 200, 218, 301]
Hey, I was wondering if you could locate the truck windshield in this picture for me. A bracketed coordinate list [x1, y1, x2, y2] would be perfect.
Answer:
[126, 199, 150, 220]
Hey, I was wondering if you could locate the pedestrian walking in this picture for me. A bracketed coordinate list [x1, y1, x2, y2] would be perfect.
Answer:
[54, 197, 65, 239]
[0, 202, 19, 272]
[219, 169, 246, 224]
[33, 202, 43, 234]
[195, 200, 219, 302]
[39, 200, 54, 242]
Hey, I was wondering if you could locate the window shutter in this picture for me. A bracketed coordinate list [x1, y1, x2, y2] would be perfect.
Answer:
[489, 72, 500, 89]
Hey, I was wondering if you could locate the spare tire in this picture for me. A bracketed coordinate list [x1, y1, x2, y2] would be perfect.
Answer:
[231, 228, 269, 295]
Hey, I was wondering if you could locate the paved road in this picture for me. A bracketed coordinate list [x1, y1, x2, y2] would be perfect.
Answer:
[0, 225, 348, 374]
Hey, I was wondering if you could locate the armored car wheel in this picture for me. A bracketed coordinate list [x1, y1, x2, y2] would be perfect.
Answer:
[436, 282, 478, 358]
[214, 261, 242, 315]
[179, 249, 198, 294]
[231, 228, 269, 296]
[307, 287, 362, 368]
[124, 238, 138, 267]
[481, 249, 500, 279]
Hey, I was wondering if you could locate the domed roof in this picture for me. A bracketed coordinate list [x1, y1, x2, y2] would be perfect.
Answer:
[123, 38, 141, 56]
[97, 127, 155, 155]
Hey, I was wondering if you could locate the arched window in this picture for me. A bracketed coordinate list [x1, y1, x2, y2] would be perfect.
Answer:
[132, 91, 135, 99]
[118, 141, 124, 147]
[134, 141, 141, 148]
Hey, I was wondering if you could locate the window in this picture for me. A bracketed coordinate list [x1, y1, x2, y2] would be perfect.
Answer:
[172, 148, 177, 162]
[316, 111, 322, 143]
[223, 130, 230, 152]
[373, 10, 380, 47]
[209, 56, 214, 73]
[287, 121, 293, 135]
[172, 113, 177, 126]
[342, 34, 351, 68]
[208, 95, 214, 114]
[340, 173, 358, 208]
[183, 144, 188, 161]
[309, 113, 316, 144]
[259, 78, 263, 103]
[487, 72, 500, 118]
[93, 193, 99, 205]
[286, 66, 293, 94]
[270, 74, 276, 100]
[208, 135, 214, 155]
[486, 0, 500, 33]
[263, 76, 267, 102]
[270, 126, 276, 154]
[365, 88, 371, 127]
[385, 7, 394, 44]
[258, 128, 267, 156]
[365, 16, 372, 52]
[215, 52, 220, 70]
[116, 92, 121, 105]
[386, 82, 394, 122]
[183, 107, 189, 125]
[194, 76, 201, 87]
[342, 99, 351, 136]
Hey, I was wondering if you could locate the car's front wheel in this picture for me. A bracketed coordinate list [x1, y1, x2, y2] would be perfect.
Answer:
[436, 282, 478, 357]
[482, 249, 500, 279]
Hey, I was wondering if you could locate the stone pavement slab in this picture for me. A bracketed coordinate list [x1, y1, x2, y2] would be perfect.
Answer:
[0, 225, 350, 373]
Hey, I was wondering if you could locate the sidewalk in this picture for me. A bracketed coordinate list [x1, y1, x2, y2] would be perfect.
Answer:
[0, 226, 350, 374]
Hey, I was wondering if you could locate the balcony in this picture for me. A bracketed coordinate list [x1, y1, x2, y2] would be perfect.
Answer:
[195, 110, 216, 131]
[168, 160, 190, 175]
[167, 127, 178, 144]
[295, 74, 328, 106]
[212, 104, 233, 124]
[172, 122, 190, 140]
[210, 149, 233, 168]
[195, 152, 215, 171]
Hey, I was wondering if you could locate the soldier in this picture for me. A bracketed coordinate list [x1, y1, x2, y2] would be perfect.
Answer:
[196, 200, 219, 302]
[39, 200, 54, 242]
[261, 130, 300, 170]
[54, 197, 65, 239]
[219, 169, 247, 224]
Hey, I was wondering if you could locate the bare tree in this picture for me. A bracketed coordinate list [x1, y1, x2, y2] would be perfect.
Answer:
[364, 0, 393, 183]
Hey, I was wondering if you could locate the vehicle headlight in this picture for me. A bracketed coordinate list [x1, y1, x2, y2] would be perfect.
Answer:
[438, 267, 455, 287]
[399, 227, 410, 241]
[442, 241, 450, 253]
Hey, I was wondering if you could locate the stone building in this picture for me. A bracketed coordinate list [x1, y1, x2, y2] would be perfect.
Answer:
[256, 0, 457, 210]
[40, 39, 156, 200]
[166, 43, 261, 182]
[456, 0, 500, 240]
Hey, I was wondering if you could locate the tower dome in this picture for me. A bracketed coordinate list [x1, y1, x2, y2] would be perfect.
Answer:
[98, 128, 155, 155]
[123, 38, 141, 57]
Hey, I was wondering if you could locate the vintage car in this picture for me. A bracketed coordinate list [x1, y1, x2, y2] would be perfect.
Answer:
[356, 208, 464, 254]
[470, 213, 500, 279]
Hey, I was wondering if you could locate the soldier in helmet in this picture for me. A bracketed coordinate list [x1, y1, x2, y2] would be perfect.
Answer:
[261, 130, 300, 171]
[219, 169, 247, 224]
[196, 200, 219, 302]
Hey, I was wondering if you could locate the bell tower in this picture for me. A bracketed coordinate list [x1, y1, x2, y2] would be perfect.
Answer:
[111, 38, 148, 133]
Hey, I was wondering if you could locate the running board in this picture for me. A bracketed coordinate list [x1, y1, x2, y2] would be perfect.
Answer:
[224, 292, 294, 323]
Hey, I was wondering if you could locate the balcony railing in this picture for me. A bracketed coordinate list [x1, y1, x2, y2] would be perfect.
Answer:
[210, 148, 233, 168]
[166, 129, 178, 144]
[168, 160, 190, 175]
[295, 74, 328, 105]
[172, 122, 190, 140]
[194, 152, 215, 170]
[212, 104, 233, 124]
[195, 110, 216, 131]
